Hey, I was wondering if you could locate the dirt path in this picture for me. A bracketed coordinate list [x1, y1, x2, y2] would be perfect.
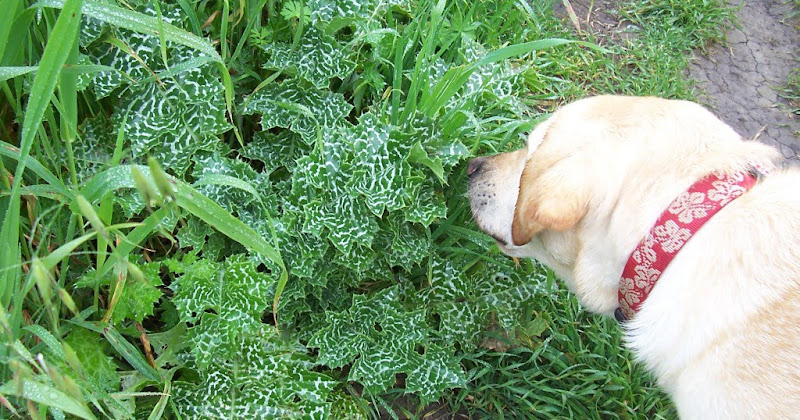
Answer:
[556, 0, 800, 161]
[689, 0, 800, 161]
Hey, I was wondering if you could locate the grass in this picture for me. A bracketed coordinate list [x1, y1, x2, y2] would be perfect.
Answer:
[783, 0, 800, 127]
[0, 0, 734, 418]
[445, 281, 675, 420]
[783, 69, 800, 119]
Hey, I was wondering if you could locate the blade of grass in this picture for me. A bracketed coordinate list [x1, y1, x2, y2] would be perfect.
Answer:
[172, 177, 286, 276]
[78, 165, 284, 266]
[22, 325, 66, 360]
[147, 379, 171, 420]
[0, 0, 83, 310]
[60, 29, 79, 191]
[0, 0, 22, 63]
[229, 0, 268, 65]
[400, 0, 445, 123]
[37, 0, 221, 62]
[420, 39, 588, 117]
[194, 174, 265, 206]
[0, 141, 71, 199]
[220, 0, 230, 61]
[0, 379, 96, 420]
[0, 66, 37, 83]
[103, 325, 161, 382]
[40, 231, 99, 270]
[151, 0, 169, 69]
[0, 7, 36, 68]
[95, 208, 169, 283]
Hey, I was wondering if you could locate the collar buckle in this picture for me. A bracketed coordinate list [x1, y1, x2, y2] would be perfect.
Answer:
[614, 307, 629, 323]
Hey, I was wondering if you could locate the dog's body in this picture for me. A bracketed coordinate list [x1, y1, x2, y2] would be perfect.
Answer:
[468, 95, 800, 419]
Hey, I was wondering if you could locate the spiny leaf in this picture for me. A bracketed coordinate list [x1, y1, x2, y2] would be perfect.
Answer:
[173, 334, 339, 419]
[242, 83, 352, 143]
[240, 131, 309, 174]
[119, 63, 230, 176]
[261, 27, 355, 89]
[310, 287, 465, 397]
[170, 255, 274, 368]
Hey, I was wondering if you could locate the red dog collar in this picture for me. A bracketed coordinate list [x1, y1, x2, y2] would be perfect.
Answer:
[616, 169, 765, 322]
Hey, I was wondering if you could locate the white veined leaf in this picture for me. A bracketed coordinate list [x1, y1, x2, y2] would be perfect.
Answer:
[476, 270, 546, 331]
[310, 287, 464, 397]
[191, 153, 263, 213]
[404, 182, 447, 226]
[242, 83, 352, 143]
[82, 4, 186, 97]
[170, 255, 275, 368]
[173, 335, 339, 419]
[41, 0, 220, 60]
[303, 194, 378, 255]
[348, 114, 410, 216]
[404, 344, 466, 404]
[55, 116, 115, 183]
[373, 214, 430, 272]
[308, 0, 411, 26]
[241, 131, 309, 174]
[261, 27, 355, 89]
[434, 300, 483, 346]
[75, 3, 230, 176]
[119, 63, 230, 175]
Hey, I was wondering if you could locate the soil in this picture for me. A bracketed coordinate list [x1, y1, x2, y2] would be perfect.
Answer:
[690, 0, 800, 161]
[555, 0, 800, 161]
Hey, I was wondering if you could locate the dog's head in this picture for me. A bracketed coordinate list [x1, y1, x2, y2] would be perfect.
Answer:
[468, 95, 779, 315]
[467, 115, 588, 250]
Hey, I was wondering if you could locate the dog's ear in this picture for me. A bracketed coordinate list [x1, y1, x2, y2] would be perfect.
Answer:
[511, 158, 588, 246]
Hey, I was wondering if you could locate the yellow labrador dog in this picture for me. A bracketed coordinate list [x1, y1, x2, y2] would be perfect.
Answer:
[468, 95, 800, 419]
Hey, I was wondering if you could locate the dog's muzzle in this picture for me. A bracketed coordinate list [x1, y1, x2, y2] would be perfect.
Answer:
[467, 157, 487, 178]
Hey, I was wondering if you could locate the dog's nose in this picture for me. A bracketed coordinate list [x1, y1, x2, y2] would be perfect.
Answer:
[467, 157, 487, 178]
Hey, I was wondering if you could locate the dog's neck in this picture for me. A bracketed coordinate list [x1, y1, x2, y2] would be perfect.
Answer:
[615, 169, 766, 322]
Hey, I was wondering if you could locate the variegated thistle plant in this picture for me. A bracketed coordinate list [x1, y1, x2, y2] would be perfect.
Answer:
[1, 0, 576, 417]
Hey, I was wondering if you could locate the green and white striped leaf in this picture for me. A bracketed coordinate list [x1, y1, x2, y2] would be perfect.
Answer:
[261, 27, 355, 89]
[173, 334, 339, 419]
[241, 131, 309, 174]
[191, 153, 267, 213]
[72, 3, 229, 175]
[348, 114, 410, 216]
[308, 0, 411, 28]
[118, 62, 229, 175]
[310, 287, 465, 397]
[242, 83, 352, 143]
[41, 0, 220, 61]
[170, 254, 274, 368]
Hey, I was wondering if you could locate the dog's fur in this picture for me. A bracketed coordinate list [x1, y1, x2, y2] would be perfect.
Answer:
[468, 95, 800, 419]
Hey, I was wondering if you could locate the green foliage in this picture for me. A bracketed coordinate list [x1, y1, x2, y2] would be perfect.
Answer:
[64, 329, 118, 393]
[173, 334, 340, 419]
[781, 68, 800, 119]
[79, 4, 230, 176]
[448, 284, 677, 419]
[0, 0, 733, 417]
[623, 0, 734, 48]
[310, 287, 465, 403]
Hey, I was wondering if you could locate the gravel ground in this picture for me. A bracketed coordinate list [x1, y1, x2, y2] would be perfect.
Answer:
[688, 0, 800, 161]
